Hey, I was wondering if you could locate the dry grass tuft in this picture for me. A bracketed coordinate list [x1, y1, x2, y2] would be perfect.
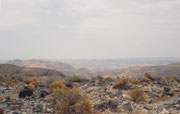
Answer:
[158, 95, 170, 101]
[129, 77, 139, 84]
[103, 76, 113, 80]
[138, 77, 150, 83]
[23, 78, 32, 84]
[129, 88, 146, 103]
[23, 78, 40, 87]
[49, 87, 93, 114]
[113, 77, 129, 89]
[18, 84, 35, 92]
[168, 76, 180, 82]
[49, 80, 66, 92]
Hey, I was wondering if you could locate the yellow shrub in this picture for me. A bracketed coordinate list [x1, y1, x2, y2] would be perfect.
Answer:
[139, 77, 150, 83]
[51, 87, 92, 114]
[103, 76, 113, 80]
[113, 77, 129, 89]
[23, 79, 32, 84]
[75, 96, 93, 114]
[49, 80, 66, 92]
[168, 76, 180, 82]
[31, 78, 38, 82]
[129, 88, 146, 103]
[46, 96, 55, 103]
[129, 78, 139, 84]
[18, 84, 35, 91]
[154, 77, 165, 81]
[31, 81, 40, 87]
[158, 96, 170, 101]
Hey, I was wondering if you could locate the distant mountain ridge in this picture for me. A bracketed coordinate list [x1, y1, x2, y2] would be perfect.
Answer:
[94, 62, 180, 78]
[61, 58, 180, 69]
[6, 59, 76, 75]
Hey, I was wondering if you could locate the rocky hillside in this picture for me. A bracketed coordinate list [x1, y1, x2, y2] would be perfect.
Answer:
[0, 64, 65, 80]
[0, 74, 180, 114]
[6, 59, 76, 75]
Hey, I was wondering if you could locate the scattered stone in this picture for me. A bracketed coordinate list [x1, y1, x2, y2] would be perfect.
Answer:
[121, 101, 132, 112]
[65, 82, 73, 88]
[19, 88, 33, 98]
[32, 104, 43, 113]
[39, 89, 49, 98]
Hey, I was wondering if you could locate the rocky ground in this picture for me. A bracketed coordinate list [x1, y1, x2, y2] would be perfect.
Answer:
[0, 76, 180, 114]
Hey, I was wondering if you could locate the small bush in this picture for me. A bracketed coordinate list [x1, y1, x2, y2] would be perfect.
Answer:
[129, 88, 146, 103]
[103, 76, 113, 81]
[31, 78, 38, 82]
[23, 78, 40, 87]
[31, 81, 40, 87]
[154, 77, 165, 81]
[46, 96, 55, 103]
[19, 84, 35, 92]
[158, 95, 170, 101]
[50, 87, 92, 114]
[113, 77, 129, 89]
[49, 81, 66, 92]
[67, 75, 90, 83]
[23, 79, 32, 84]
[129, 78, 139, 84]
[138, 77, 150, 83]
[168, 76, 180, 82]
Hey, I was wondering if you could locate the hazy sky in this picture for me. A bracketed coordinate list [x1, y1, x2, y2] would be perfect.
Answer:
[0, 0, 180, 59]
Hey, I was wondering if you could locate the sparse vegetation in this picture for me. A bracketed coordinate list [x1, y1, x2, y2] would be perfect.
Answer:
[50, 87, 92, 114]
[129, 77, 139, 84]
[23, 78, 32, 84]
[23, 78, 40, 87]
[129, 88, 146, 103]
[67, 75, 90, 83]
[168, 76, 180, 82]
[103, 76, 113, 80]
[138, 76, 150, 83]
[49, 80, 66, 92]
[24, 84, 35, 91]
[113, 77, 129, 89]
[158, 95, 170, 101]
[154, 76, 166, 81]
